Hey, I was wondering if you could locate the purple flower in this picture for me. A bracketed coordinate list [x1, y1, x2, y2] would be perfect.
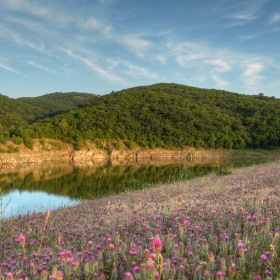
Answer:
[260, 254, 268, 263]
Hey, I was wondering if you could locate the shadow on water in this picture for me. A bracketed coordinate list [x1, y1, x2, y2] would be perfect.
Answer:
[0, 157, 277, 216]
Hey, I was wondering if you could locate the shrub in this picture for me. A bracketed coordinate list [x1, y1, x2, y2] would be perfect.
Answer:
[23, 137, 34, 149]
[7, 145, 19, 153]
[95, 140, 104, 149]
[12, 135, 23, 145]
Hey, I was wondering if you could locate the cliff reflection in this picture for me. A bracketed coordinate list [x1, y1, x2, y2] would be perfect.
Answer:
[0, 157, 273, 200]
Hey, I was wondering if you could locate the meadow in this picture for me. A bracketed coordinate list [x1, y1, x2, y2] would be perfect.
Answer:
[0, 161, 280, 279]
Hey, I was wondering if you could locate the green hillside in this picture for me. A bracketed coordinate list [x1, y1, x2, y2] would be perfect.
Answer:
[24, 83, 280, 150]
[0, 94, 45, 128]
[0, 92, 95, 129]
[17, 92, 96, 115]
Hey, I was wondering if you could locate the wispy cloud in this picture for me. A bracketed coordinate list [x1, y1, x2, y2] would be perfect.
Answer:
[239, 34, 260, 40]
[220, 0, 268, 24]
[269, 12, 280, 24]
[241, 62, 265, 92]
[2, 0, 50, 17]
[205, 59, 232, 72]
[108, 59, 158, 80]
[1, 0, 72, 28]
[166, 38, 274, 94]
[0, 26, 45, 52]
[61, 48, 124, 83]
[168, 42, 208, 67]
[154, 55, 167, 64]
[28, 61, 57, 74]
[0, 61, 23, 75]
[244, 62, 264, 76]
[78, 17, 112, 34]
[212, 75, 229, 88]
[121, 35, 153, 57]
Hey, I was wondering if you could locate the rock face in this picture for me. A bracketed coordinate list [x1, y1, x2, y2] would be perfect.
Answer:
[0, 146, 234, 165]
[72, 149, 108, 162]
[0, 150, 70, 165]
[110, 148, 233, 165]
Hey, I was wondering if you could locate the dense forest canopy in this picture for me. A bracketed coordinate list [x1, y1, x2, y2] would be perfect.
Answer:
[0, 92, 95, 129]
[1, 83, 280, 150]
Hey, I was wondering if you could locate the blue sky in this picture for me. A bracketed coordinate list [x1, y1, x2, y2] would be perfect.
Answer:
[0, 0, 280, 98]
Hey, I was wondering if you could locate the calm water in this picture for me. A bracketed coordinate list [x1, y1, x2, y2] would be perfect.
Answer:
[0, 158, 275, 217]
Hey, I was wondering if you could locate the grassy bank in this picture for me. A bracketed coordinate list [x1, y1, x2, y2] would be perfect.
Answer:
[1, 161, 280, 279]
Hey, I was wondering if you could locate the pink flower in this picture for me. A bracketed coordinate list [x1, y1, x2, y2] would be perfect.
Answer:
[56, 271, 64, 280]
[29, 262, 35, 270]
[237, 240, 244, 257]
[188, 251, 194, 258]
[65, 250, 72, 257]
[18, 233, 25, 246]
[216, 271, 224, 278]
[231, 263, 237, 271]
[109, 244, 115, 251]
[152, 235, 162, 253]
[124, 272, 134, 280]
[6, 272, 13, 280]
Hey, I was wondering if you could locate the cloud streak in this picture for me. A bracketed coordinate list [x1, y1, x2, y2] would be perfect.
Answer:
[28, 61, 57, 74]
[61, 48, 125, 83]
[108, 59, 158, 80]
[0, 61, 23, 75]
[269, 13, 280, 25]
[220, 0, 268, 24]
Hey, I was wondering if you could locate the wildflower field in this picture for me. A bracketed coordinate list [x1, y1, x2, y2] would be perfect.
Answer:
[1, 161, 280, 280]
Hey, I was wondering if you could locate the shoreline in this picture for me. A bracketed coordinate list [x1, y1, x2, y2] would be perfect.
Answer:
[1, 139, 280, 165]
[3, 159, 280, 220]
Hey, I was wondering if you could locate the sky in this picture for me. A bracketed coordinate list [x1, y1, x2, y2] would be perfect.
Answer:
[0, 0, 280, 98]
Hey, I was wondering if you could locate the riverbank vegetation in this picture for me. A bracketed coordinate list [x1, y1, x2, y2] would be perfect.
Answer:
[1, 83, 280, 151]
[1, 161, 280, 279]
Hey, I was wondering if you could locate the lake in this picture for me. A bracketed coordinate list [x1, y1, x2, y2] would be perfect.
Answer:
[0, 157, 275, 217]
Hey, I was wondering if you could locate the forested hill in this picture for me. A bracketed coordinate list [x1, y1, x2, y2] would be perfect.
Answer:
[17, 92, 96, 114]
[25, 83, 280, 150]
[0, 92, 95, 129]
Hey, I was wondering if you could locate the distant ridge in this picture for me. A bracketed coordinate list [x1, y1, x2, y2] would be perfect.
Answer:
[0, 92, 96, 128]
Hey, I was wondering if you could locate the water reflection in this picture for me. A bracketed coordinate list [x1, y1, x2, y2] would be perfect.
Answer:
[0, 157, 275, 217]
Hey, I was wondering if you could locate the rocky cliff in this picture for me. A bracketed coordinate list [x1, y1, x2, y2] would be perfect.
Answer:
[0, 140, 234, 165]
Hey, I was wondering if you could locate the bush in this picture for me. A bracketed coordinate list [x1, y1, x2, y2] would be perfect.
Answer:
[12, 135, 23, 145]
[211, 161, 232, 175]
[75, 136, 83, 151]
[7, 145, 19, 153]
[23, 137, 34, 149]
[114, 142, 121, 151]
[95, 140, 104, 149]
[125, 140, 134, 150]
[0, 137, 6, 144]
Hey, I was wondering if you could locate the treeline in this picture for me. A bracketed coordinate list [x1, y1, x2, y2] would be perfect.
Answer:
[1, 83, 280, 150]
